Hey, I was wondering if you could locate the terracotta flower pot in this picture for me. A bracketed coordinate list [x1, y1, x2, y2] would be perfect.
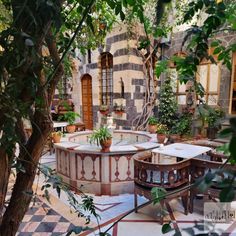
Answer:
[66, 125, 76, 133]
[51, 134, 61, 143]
[100, 138, 112, 152]
[114, 110, 124, 116]
[157, 134, 166, 144]
[148, 124, 157, 134]
[100, 110, 109, 116]
[170, 134, 181, 142]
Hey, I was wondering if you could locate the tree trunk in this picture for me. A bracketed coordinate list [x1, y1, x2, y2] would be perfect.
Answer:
[0, 1, 65, 234]
[0, 150, 11, 220]
[0, 112, 52, 236]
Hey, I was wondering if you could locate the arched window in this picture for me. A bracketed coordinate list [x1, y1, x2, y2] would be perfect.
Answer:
[100, 52, 113, 105]
[170, 50, 220, 106]
[169, 52, 187, 105]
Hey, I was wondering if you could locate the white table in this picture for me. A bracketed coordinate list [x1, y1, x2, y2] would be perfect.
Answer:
[152, 143, 212, 160]
[53, 122, 68, 132]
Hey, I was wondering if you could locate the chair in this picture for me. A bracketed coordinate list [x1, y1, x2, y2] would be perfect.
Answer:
[189, 158, 236, 213]
[133, 151, 191, 224]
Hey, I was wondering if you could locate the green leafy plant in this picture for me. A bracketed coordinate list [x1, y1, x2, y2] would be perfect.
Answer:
[147, 116, 158, 125]
[171, 113, 192, 136]
[206, 107, 225, 128]
[113, 103, 125, 112]
[51, 131, 65, 137]
[99, 104, 109, 111]
[51, 131, 62, 137]
[89, 126, 112, 146]
[156, 123, 168, 134]
[59, 111, 80, 125]
[158, 76, 178, 128]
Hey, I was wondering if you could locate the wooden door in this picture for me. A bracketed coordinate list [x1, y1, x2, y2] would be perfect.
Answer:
[81, 74, 93, 130]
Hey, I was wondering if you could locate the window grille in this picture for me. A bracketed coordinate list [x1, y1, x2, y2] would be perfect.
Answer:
[100, 53, 113, 106]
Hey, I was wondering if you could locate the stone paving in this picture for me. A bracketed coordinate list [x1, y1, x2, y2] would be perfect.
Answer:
[17, 198, 75, 236]
[4, 152, 236, 236]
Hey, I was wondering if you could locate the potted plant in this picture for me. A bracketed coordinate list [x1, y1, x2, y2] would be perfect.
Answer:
[169, 130, 181, 142]
[113, 103, 125, 115]
[206, 107, 224, 139]
[156, 123, 168, 144]
[99, 104, 109, 116]
[147, 116, 158, 134]
[57, 100, 74, 115]
[89, 126, 112, 152]
[59, 111, 80, 133]
[51, 131, 63, 143]
[170, 113, 192, 142]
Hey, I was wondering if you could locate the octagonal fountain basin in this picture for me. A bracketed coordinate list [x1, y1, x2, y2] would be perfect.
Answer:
[54, 130, 159, 195]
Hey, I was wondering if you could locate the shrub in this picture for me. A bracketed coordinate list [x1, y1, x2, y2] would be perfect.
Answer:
[148, 116, 158, 125]
[158, 76, 178, 128]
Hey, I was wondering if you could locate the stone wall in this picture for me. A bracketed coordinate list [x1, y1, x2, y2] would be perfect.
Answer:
[72, 24, 146, 129]
[71, 24, 236, 129]
[165, 31, 236, 114]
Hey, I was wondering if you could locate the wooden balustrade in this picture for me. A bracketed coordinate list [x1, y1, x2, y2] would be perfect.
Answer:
[133, 150, 236, 223]
[133, 151, 191, 224]
[190, 158, 236, 213]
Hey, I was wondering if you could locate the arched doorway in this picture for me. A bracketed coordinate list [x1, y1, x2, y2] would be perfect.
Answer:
[81, 74, 93, 130]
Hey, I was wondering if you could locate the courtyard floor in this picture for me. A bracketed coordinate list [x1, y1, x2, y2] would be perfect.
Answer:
[10, 153, 236, 236]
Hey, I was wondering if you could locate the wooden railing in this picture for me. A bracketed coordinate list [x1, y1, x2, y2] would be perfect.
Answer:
[133, 150, 236, 220]
[134, 151, 191, 190]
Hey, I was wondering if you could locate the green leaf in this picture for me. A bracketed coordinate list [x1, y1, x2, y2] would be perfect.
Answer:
[203, 0, 210, 7]
[216, 143, 230, 155]
[220, 187, 235, 202]
[44, 189, 51, 204]
[56, 186, 61, 198]
[137, 10, 144, 23]
[213, 47, 221, 54]
[230, 117, 236, 131]
[217, 2, 226, 10]
[219, 128, 233, 138]
[115, 4, 122, 15]
[218, 52, 225, 61]
[154, 27, 166, 37]
[229, 137, 236, 162]
[205, 172, 215, 184]
[106, 0, 116, 9]
[66, 226, 91, 236]
[127, 0, 135, 6]
[151, 187, 167, 204]
[120, 11, 125, 21]
[86, 15, 94, 33]
[211, 41, 219, 47]
[162, 223, 172, 234]
[155, 60, 168, 78]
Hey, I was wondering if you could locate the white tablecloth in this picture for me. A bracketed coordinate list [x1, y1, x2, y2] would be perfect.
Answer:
[152, 143, 211, 159]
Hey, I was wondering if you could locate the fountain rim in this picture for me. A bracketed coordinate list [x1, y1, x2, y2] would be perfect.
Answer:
[54, 129, 159, 155]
